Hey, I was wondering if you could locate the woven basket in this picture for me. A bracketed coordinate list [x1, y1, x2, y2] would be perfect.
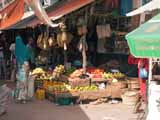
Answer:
[112, 81, 128, 89]
[122, 91, 139, 105]
[127, 78, 140, 90]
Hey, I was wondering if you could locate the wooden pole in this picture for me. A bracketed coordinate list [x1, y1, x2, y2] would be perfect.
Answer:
[147, 58, 153, 120]
[64, 42, 67, 68]
[82, 36, 87, 74]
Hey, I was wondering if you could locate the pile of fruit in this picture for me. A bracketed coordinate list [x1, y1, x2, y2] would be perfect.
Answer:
[35, 73, 53, 81]
[43, 81, 71, 93]
[87, 68, 104, 78]
[69, 69, 83, 78]
[32, 68, 45, 75]
[52, 65, 65, 78]
[103, 72, 125, 79]
[72, 85, 98, 92]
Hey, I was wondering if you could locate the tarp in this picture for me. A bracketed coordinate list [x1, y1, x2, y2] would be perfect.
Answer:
[126, 0, 160, 16]
[0, 0, 24, 30]
[8, 0, 94, 29]
[125, 13, 160, 58]
[24, 0, 59, 27]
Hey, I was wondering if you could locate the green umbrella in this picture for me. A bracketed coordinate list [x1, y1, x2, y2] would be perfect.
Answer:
[126, 13, 160, 58]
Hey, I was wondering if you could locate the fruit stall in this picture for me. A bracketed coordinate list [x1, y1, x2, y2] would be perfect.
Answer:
[31, 63, 139, 105]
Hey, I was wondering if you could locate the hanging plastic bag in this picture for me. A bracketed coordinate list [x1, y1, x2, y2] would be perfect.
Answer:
[140, 68, 148, 79]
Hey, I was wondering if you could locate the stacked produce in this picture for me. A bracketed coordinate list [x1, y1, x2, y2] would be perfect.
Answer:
[69, 69, 84, 78]
[43, 80, 98, 93]
[103, 72, 125, 82]
[69, 68, 104, 79]
[72, 85, 98, 92]
[32, 68, 46, 75]
[43, 81, 71, 93]
[87, 68, 104, 78]
[35, 73, 53, 81]
[52, 65, 65, 78]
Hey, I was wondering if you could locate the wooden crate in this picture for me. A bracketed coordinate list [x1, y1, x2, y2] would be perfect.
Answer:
[68, 77, 91, 87]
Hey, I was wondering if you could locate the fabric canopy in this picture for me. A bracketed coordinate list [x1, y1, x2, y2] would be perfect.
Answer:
[24, 0, 59, 28]
[0, 0, 24, 30]
[126, 13, 160, 58]
[7, 0, 94, 29]
[126, 0, 160, 16]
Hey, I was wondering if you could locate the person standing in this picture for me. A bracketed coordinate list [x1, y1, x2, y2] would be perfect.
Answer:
[0, 39, 6, 80]
[14, 35, 31, 103]
[9, 42, 16, 82]
[26, 37, 36, 70]
[128, 54, 148, 102]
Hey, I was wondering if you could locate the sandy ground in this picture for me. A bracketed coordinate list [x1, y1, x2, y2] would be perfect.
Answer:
[0, 100, 141, 120]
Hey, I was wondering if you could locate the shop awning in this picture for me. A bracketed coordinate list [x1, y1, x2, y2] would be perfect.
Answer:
[8, 0, 94, 29]
[0, 0, 25, 30]
[24, 0, 59, 28]
[126, 0, 160, 16]
[125, 13, 160, 58]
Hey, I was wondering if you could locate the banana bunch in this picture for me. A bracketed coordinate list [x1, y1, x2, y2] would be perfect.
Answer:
[52, 65, 65, 78]
[32, 68, 45, 75]
[57, 24, 73, 48]
[37, 33, 49, 50]
[103, 72, 125, 79]
[54, 65, 65, 73]
[48, 34, 57, 47]
[37, 32, 57, 50]
[37, 73, 53, 81]
[72, 85, 98, 92]
[37, 34, 43, 49]
[45, 81, 71, 93]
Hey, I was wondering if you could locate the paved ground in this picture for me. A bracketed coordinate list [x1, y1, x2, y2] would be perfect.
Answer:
[0, 81, 141, 120]
[1, 100, 140, 120]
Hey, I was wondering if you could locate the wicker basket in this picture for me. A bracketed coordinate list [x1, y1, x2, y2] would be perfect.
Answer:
[111, 81, 128, 89]
[127, 77, 140, 90]
[122, 91, 139, 105]
[68, 77, 90, 87]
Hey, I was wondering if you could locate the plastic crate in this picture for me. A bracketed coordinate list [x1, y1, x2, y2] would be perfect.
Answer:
[45, 91, 55, 102]
[56, 97, 72, 105]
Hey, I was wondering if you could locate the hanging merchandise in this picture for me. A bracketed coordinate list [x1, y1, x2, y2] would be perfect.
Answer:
[96, 24, 111, 39]
[43, 32, 49, 50]
[79, 35, 88, 74]
[37, 33, 43, 49]
[57, 24, 73, 48]
[77, 17, 88, 36]
[48, 34, 57, 47]
[120, 0, 132, 16]
[132, 0, 142, 9]
[78, 35, 88, 52]
[97, 38, 107, 53]
[37, 26, 50, 50]
[104, 0, 119, 9]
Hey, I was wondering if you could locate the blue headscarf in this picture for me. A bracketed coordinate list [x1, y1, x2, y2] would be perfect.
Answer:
[15, 36, 31, 65]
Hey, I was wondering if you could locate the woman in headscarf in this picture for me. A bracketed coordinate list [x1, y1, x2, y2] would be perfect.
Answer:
[14, 35, 31, 103]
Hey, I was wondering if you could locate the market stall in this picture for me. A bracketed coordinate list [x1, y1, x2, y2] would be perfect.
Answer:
[0, 0, 142, 106]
